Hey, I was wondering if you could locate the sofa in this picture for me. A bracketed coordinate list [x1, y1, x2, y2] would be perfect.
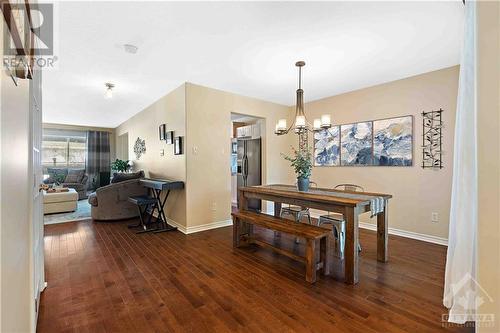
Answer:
[43, 168, 88, 200]
[88, 171, 147, 221]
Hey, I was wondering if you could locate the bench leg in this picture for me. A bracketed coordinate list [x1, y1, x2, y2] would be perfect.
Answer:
[320, 237, 331, 276]
[274, 202, 281, 238]
[305, 239, 317, 283]
[233, 216, 241, 248]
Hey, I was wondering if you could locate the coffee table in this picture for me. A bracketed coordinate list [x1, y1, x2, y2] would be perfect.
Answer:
[43, 188, 79, 214]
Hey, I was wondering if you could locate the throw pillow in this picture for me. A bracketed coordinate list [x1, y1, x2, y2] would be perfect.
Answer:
[111, 170, 145, 183]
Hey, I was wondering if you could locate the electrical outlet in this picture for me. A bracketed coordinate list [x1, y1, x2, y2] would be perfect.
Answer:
[431, 212, 439, 223]
[211, 202, 217, 211]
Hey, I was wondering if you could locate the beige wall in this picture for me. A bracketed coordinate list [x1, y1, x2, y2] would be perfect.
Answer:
[115, 68, 460, 238]
[115, 84, 187, 226]
[185, 83, 294, 227]
[477, 1, 500, 331]
[304, 66, 459, 240]
[114, 82, 294, 230]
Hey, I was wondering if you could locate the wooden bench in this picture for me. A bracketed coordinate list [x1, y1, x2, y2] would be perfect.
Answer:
[232, 210, 331, 283]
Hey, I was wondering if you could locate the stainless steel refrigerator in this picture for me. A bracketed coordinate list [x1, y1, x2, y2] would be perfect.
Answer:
[237, 138, 261, 211]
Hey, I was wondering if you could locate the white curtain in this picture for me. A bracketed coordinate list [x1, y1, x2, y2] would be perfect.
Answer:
[443, 0, 477, 324]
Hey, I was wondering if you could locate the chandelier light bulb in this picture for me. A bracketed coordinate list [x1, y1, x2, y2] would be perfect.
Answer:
[277, 119, 287, 130]
[295, 115, 306, 128]
[321, 114, 331, 128]
[313, 119, 322, 130]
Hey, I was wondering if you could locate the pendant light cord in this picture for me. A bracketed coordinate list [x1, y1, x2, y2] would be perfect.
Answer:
[298, 66, 302, 89]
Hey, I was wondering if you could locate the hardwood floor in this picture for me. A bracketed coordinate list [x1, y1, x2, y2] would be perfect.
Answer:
[38, 219, 472, 333]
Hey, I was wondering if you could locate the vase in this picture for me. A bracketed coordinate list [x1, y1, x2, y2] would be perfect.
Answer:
[297, 177, 310, 191]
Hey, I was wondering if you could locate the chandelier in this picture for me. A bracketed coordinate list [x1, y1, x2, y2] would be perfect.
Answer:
[274, 61, 332, 136]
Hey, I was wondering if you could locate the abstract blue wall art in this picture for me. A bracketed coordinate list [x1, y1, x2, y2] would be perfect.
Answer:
[340, 122, 373, 166]
[313, 126, 340, 166]
[373, 116, 413, 166]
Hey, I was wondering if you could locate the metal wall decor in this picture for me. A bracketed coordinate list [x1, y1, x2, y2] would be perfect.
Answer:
[134, 137, 146, 159]
[421, 109, 443, 169]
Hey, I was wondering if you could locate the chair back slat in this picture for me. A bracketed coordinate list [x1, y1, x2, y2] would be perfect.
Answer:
[334, 183, 364, 192]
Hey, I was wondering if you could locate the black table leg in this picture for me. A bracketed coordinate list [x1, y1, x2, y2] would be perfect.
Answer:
[154, 189, 177, 233]
[134, 190, 161, 233]
[128, 205, 147, 229]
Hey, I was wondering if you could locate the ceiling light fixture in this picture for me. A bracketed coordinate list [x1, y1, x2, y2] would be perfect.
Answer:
[104, 82, 115, 98]
[275, 61, 331, 136]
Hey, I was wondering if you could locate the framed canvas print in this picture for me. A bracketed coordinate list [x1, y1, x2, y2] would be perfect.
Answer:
[159, 124, 166, 141]
[340, 122, 373, 166]
[174, 136, 183, 155]
[373, 116, 413, 166]
[165, 131, 174, 144]
[313, 126, 340, 166]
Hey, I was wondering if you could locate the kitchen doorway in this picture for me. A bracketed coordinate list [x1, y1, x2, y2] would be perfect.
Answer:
[231, 113, 263, 211]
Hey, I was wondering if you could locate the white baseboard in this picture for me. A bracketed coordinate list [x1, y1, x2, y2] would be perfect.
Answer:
[166, 218, 232, 235]
[186, 219, 233, 234]
[165, 218, 188, 234]
[167, 212, 449, 246]
[307, 210, 448, 246]
[358, 222, 448, 246]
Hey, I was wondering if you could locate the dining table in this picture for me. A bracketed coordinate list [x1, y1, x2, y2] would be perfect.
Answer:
[238, 184, 392, 284]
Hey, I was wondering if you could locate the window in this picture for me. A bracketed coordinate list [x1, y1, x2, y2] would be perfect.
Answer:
[42, 130, 87, 171]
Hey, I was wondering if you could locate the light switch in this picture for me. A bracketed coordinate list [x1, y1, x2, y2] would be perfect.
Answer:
[192, 146, 199, 154]
[431, 212, 439, 223]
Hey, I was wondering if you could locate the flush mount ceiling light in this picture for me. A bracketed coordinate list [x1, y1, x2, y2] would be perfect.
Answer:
[275, 61, 331, 136]
[104, 82, 115, 98]
[123, 44, 138, 54]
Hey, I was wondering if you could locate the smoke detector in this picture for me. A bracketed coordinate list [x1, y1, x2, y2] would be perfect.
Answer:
[123, 44, 138, 54]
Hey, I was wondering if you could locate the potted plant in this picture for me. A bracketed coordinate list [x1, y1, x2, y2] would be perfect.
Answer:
[282, 147, 312, 191]
[111, 159, 130, 173]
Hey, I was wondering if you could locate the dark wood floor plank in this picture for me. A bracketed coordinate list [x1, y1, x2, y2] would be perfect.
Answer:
[37, 219, 473, 333]
[115, 227, 254, 333]
[110, 222, 282, 333]
[99, 222, 222, 333]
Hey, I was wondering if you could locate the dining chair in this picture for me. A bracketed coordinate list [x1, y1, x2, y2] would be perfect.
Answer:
[318, 183, 364, 259]
[280, 181, 317, 243]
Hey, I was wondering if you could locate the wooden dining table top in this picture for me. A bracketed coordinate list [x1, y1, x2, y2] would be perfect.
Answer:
[239, 184, 392, 207]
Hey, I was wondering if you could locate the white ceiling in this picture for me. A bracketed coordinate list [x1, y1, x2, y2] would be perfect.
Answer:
[43, 1, 464, 128]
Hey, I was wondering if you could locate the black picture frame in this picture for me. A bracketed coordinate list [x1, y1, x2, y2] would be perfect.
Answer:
[174, 136, 183, 155]
[159, 124, 166, 140]
[165, 131, 174, 144]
